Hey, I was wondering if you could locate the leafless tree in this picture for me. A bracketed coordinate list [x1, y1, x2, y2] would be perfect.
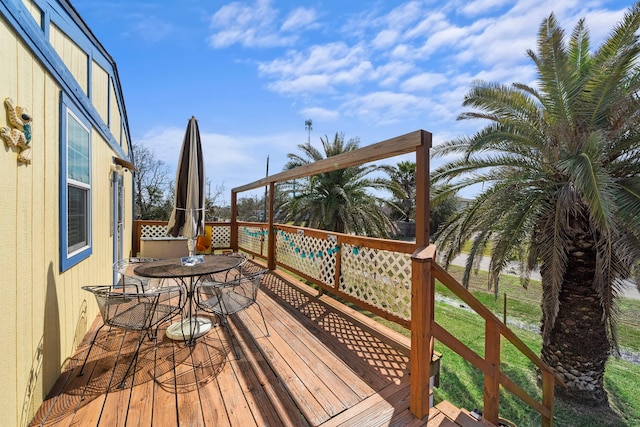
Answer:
[131, 142, 171, 219]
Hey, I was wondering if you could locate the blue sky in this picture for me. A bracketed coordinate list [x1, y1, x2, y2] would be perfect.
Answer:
[72, 0, 632, 201]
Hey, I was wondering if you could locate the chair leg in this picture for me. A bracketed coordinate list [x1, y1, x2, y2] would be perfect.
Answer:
[254, 302, 270, 338]
[117, 332, 147, 389]
[217, 314, 241, 360]
[77, 323, 106, 377]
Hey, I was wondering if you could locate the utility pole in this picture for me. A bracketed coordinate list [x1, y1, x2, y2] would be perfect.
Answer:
[263, 155, 269, 222]
[305, 119, 313, 144]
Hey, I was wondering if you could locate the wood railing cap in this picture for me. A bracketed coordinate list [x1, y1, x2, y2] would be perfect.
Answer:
[233, 130, 431, 193]
[411, 244, 437, 261]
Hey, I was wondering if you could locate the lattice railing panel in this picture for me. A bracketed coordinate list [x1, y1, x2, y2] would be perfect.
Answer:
[141, 224, 230, 247]
[211, 225, 230, 248]
[275, 229, 337, 287]
[141, 224, 168, 237]
[239, 226, 265, 255]
[339, 244, 412, 321]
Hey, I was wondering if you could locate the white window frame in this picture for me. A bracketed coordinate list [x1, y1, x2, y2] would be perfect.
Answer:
[60, 94, 92, 271]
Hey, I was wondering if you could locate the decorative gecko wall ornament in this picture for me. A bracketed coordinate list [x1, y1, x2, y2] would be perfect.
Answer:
[1, 97, 32, 164]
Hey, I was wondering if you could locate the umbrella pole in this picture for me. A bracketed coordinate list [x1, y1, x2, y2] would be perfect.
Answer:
[188, 238, 196, 257]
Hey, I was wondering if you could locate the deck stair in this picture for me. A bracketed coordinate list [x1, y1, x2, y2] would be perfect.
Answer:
[430, 401, 496, 426]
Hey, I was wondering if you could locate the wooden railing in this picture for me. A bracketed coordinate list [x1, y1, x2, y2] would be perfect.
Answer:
[132, 219, 558, 425]
[238, 222, 415, 328]
[236, 224, 558, 426]
[132, 220, 232, 256]
[413, 246, 558, 426]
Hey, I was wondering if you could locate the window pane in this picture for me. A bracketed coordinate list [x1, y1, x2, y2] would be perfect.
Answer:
[68, 113, 89, 184]
[68, 185, 88, 252]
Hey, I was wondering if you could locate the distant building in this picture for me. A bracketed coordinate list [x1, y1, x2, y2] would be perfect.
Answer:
[0, 0, 134, 424]
[455, 196, 474, 211]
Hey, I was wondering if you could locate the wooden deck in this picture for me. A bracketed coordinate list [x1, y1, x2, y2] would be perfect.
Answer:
[31, 262, 493, 427]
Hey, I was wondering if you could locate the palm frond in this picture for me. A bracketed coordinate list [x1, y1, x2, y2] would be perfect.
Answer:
[535, 13, 572, 127]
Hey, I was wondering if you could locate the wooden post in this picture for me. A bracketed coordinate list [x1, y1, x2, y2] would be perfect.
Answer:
[484, 321, 501, 425]
[414, 131, 432, 247]
[503, 293, 507, 325]
[132, 220, 142, 256]
[410, 245, 436, 418]
[333, 235, 341, 294]
[267, 182, 276, 270]
[410, 131, 434, 419]
[231, 190, 238, 252]
[542, 370, 555, 427]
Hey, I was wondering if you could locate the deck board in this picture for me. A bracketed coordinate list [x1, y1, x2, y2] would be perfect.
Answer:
[244, 285, 375, 401]
[229, 316, 311, 427]
[31, 262, 491, 427]
[239, 295, 359, 419]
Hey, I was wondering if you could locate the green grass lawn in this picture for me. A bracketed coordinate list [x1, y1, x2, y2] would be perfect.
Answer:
[430, 301, 640, 426]
[443, 265, 640, 352]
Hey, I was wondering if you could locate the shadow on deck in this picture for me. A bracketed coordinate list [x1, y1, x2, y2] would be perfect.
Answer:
[30, 261, 493, 427]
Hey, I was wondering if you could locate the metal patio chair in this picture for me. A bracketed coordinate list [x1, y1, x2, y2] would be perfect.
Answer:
[78, 283, 184, 388]
[199, 252, 248, 284]
[113, 257, 162, 291]
[195, 269, 268, 358]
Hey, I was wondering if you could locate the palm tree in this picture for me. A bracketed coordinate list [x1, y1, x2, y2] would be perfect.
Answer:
[382, 161, 458, 235]
[278, 132, 396, 237]
[432, 5, 640, 407]
[382, 161, 416, 221]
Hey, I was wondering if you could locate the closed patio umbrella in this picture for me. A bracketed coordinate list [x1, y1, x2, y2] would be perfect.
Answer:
[167, 116, 205, 256]
[166, 116, 209, 342]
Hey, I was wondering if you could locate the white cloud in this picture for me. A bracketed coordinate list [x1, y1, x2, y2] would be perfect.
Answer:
[135, 127, 250, 172]
[267, 74, 332, 94]
[374, 61, 416, 87]
[371, 29, 400, 49]
[460, 0, 512, 17]
[281, 7, 318, 32]
[341, 91, 432, 124]
[473, 64, 537, 86]
[404, 11, 450, 40]
[208, 0, 296, 48]
[125, 15, 175, 43]
[301, 107, 339, 121]
[135, 126, 185, 168]
[259, 43, 367, 76]
[333, 61, 374, 84]
[419, 23, 473, 58]
[568, 8, 628, 46]
[401, 72, 448, 92]
[384, 1, 424, 28]
[259, 42, 373, 94]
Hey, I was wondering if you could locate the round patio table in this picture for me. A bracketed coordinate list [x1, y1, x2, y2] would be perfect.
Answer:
[134, 255, 242, 343]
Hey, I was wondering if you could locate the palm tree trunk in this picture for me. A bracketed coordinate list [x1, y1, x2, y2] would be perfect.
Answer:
[541, 238, 610, 406]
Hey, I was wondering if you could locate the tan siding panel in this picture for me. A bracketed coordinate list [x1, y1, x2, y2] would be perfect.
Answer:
[27, 59, 47, 427]
[15, 40, 35, 427]
[123, 172, 133, 256]
[41, 73, 61, 412]
[91, 60, 109, 124]
[0, 17, 19, 427]
[122, 122, 129, 156]
[109, 80, 121, 145]
[22, 0, 42, 27]
[49, 23, 88, 95]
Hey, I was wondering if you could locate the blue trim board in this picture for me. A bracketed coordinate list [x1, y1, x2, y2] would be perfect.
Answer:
[0, 0, 133, 161]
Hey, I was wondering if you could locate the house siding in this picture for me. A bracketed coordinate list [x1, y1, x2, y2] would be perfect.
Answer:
[0, 1, 134, 425]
